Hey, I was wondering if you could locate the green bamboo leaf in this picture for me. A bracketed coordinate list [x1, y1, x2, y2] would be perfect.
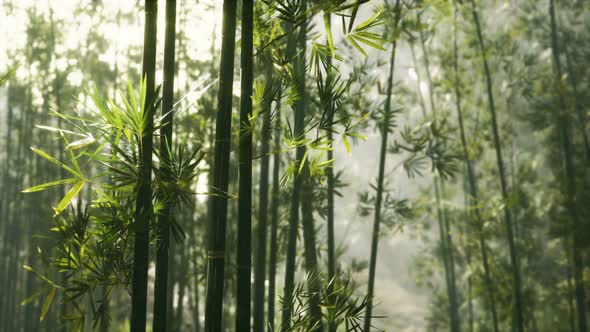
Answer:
[35, 125, 78, 136]
[342, 134, 352, 155]
[20, 288, 45, 306]
[346, 35, 367, 56]
[315, 158, 334, 168]
[89, 85, 114, 124]
[128, 79, 139, 113]
[23, 265, 60, 288]
[351, 34, 385, 51]
[298, 148, 309, 175]
[357, 111, 371, 123]
[354, 9, 384, 31]
[354, 31, 382, 39]
[31, 147, 80, 177]
[54, 180, 85, 216]
[347, 132, 367, 140]
[323, 12, 335, 57]
[31, 147, 63, 166]
[23, 178, 80, 193]
[65, 135, 96, 150]
[0, 67, 16, 85]
[40, 286, 56, 321]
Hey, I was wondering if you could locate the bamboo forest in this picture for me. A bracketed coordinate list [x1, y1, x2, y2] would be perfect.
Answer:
[1, 0, 590, 331]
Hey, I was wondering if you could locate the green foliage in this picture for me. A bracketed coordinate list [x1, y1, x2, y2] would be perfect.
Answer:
[6, 0, 590, 331]
[279, 274, 371, 332]
[345, 9, 386, 56]
[393, 117, 461, 181]
[21, 79, 203, 328]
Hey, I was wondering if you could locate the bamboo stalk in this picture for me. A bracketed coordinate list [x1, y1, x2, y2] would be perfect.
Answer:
[281, 5, 308, 327]
[267, 87, 282, 332]
[452, 3, 499, 330]
[203, 0, 238, 330]
[418, 19, 460, 332]
[153, 0, 177, 330]
[236, 0, 254, 329]
[130, 1, 158, 330]
[253, 67, 272, 331]
[301, 167, 323, 330]
[364, 2, 400, 329]
[549, 1, 587, 331]
[469, 1, 524, 330]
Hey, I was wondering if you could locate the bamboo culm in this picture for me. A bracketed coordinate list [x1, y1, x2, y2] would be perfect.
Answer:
[470, 1, 525, 330]
[301, 167, 323, 330]
[364, 2, 400, 329]
[281, 6, 308, 329]
[267, 87, 282, 332]
[204, 0, 237, 330]
[549, 1, 587, 331]
[452, 3, 499, 330]
[152, 0, 177, 331]
[419, 26, 461, 332]
[236, 0, 254, 329]
[253, 68, 272, 331]
[130, 1, 158, 330]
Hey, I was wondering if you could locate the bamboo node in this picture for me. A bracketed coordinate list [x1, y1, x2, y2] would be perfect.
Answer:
[207, 250, 225, 259]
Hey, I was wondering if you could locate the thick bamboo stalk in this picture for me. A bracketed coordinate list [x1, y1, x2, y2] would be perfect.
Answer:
[203, 0, 238, 330]
[253, 68, 272, 331]
[130, 1, 158, 330]
[153, 0, 177, 330]
[281, 7, 308, 328]
[236, 0, 254, 329]
[300, 168, 323, 330]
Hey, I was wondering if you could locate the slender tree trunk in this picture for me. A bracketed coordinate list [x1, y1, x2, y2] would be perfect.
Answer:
[413, 38, 457, 330]
[433, 179, 458, 332]
[3, 66, 31, 332]
[24, 250, 36, 332]
[175, 246, 187, 332]
[300, 169, 323, 330]
[469, 2, 525, 331]
[563, 47, 590, 162]
[167, 239, 176, 331]
[281, 6, 308, 328]
[323, 16, 336, 332]
[566, 239, 578, 332]
[267, 88, 282, 332]
[131, 0, 158, 332]
[130, 1, 158, 331]
[0, 100, 10, 238]
[419, 25, 460, 332]
[452, 4, 499, 330]
[236, 0, 254, 329]
[204, 0, 237, 330]
[153, 1, 177, 331]
[325, 17, 337, 332]
[409, 43, 428, 118]
[364, 3, 399, 328]
[549, 2, 587, 332]
[466, 249, 474, 332]
[253, 69, 272, 331]
[0, 100, 13, 323]
[193, 250, 201, 332]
